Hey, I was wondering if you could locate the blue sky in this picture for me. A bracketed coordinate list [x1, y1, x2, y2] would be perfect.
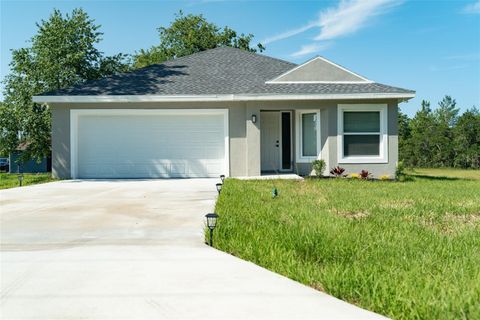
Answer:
[1, 0, 479, 116]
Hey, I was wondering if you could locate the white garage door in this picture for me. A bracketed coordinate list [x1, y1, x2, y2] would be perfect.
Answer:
[71, 109, 228, 179]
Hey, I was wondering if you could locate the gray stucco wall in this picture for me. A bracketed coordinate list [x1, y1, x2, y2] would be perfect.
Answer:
[50, 99, 398, 179]
[273, 58, 365, 82]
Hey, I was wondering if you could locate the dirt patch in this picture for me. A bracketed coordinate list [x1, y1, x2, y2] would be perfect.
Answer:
[331, 208, 369, 220]
[379, 199, 415, 210]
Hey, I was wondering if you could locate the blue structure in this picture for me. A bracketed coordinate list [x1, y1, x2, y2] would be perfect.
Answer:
[9, 151, 50, 173]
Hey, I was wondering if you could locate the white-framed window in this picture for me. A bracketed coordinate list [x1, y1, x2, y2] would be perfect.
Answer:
[296, 110, 321, 163]
[337, 104, 388, 163]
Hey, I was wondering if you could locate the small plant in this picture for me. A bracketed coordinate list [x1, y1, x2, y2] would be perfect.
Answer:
[312, 159, 326, 177]
[350, 173, 360, 179]
[359, 170, 372, 180]
[330, 166, 346, 177]
[396, 161, 406, 181]
[380, 175, 390, 181]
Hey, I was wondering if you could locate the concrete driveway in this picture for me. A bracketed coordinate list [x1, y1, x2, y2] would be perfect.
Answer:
[1, 179, 385, 319]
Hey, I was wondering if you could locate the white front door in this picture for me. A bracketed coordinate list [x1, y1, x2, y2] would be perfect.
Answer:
[71, 109, 229, 179]
[261, 112, 281, 172]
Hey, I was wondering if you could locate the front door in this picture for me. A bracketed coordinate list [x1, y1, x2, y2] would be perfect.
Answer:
[261, 111, 292, 172]
[261, 112, 280, 172]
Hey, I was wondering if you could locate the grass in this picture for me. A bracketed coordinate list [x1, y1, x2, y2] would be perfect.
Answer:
[212, 169, 480, 320]
[0, 173, 56, 189]
[406, 167, 480, 180]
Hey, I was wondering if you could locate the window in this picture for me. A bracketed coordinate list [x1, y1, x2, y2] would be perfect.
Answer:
[338, 104, 388, 163]
[296, 110, 320, 162]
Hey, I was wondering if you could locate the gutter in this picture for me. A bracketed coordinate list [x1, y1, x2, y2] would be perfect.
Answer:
[32, 92, 416, 103]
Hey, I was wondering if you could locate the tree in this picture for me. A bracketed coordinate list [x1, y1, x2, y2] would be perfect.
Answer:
[435, 95, 459, 128]
[398, 108, 412, 164]
[453, 107, 480, 168]
[0, 8, 130, 162]
[133, 11, 265, 68]
[407, 100, 438, 167]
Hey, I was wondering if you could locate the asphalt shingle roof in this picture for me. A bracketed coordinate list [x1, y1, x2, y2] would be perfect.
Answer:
[40, 47, 414, 96]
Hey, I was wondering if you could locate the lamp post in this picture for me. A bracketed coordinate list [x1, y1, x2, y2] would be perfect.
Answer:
[205, 213, 219, 246]
[17, 163, 24, 187]
[216, 183, 223, 194]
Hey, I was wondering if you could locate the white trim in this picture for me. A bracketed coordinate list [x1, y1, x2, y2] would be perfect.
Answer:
[266, 81, 373, 84]
[295, 110, 321, 163]
[69, 108, 229, 179]
[32, 92, 415, 103]
[266, 56, 373, 84]
[337, 104, 388, 164]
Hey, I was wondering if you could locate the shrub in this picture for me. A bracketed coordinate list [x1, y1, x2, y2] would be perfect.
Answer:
[312, 159, 326, 177]
[359, 170, 372, 180]
[396, 161, 406, 181]
[379, 175, 390, 180]
[330, 166, 346, 177]
[350, 173, 360, 179]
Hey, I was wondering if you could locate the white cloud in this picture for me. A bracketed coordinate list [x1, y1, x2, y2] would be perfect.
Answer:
[462, 0, 480, 14]
[263, 0, 402, 45]
[314, 0, 402, 41]
[444, 53, 480, 61]
[263, 21, 319, 45]
[291, 43, 330, 57]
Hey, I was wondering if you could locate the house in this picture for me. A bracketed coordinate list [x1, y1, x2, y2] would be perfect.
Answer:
[9, 142, 51, 174]
[33, 47, 415, 179]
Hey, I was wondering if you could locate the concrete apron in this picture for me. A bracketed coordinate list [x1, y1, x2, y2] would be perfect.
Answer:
[0, 179, 387, 319]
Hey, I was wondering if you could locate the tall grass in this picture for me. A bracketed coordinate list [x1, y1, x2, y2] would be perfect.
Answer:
[213, 175, 480, 319]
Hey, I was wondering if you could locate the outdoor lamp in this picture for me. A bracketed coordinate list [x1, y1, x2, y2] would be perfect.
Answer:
[17, 173, 24, 187]
[220, 174, 225, 183]
[252, 114, 257, 123]
[205, 213, 219, 246]
[216, 183, 223, 194]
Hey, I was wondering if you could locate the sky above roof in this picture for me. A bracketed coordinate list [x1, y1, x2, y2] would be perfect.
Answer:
[1, 0, 479, 116]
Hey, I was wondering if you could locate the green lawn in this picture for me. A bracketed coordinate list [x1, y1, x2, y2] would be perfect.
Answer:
[406, 167, 480, 180]
[0, 173, 56, 189]
[212, 170, 480, 320]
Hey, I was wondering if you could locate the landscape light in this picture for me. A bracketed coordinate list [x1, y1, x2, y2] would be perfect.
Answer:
[205, 213, 219, 246]
[17, 173, 24, 187]
[216, 183, 223, 194]
[220, 175, 225, 183]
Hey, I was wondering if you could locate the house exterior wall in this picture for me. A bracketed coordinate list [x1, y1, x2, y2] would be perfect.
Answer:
[50, 99, 398, 179]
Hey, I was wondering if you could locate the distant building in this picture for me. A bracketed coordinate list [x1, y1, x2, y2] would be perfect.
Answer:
[9, 142, 51, 173]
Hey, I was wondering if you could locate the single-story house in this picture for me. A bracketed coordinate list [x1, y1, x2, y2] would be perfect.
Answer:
[33, 47, 415, 179]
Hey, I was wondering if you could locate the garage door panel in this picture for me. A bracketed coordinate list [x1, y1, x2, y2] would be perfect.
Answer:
[75, 111, 227, 178]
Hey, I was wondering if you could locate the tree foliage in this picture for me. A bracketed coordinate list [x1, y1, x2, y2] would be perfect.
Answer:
[133, 11, 265, 68]
[399, 96, 480, 168]
[0, 8, 130, 161]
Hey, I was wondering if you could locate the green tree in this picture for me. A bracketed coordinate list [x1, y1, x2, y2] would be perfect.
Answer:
[435, 95, 459, 128]
[408, 100, 438, 167]
[398, 108, 412, 164]
[0, 8, 130, 162]
[453, 107, 480, 168]
[133, 11, 265, 68]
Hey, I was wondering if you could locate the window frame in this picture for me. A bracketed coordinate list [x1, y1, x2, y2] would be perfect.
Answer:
[337, 104, 388, 163]
[295, 110, 321, 163]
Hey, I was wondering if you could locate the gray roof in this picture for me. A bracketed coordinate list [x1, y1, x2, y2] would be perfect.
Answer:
[39, 47, 414, 97]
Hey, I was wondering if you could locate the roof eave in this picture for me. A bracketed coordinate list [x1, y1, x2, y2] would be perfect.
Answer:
[33, 92, 416, 104]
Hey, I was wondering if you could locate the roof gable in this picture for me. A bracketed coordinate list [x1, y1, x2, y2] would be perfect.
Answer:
[267, 56, 372, 83]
